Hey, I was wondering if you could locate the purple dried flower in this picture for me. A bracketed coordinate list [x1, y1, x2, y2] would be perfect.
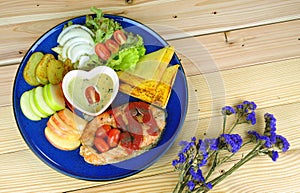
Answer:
[276, 135, 290, 152]
[219, 134, 243, 153]
[270, 132, 277, 144]
[264, 113, 277, 133]
[187, 180, 195, 191]
[172, 159, 179, 167]
[243, 101, 257, 110]
[248, 130, 272, 148]
[204, 138, 219, 151]
[248, 130, 261, 139]
[206, 182, 213, 190]
[236, 104, 244, 113]
[179, 139, 195, 154]
[178, 153, 186, 163]
[190, 167, 205, 182]
[260, 136, 272, 148]
[222, 106, 236, 115]
[246, 111, 256, 125]
[269, 150, 279, 161]
[198, 152, 208, 167]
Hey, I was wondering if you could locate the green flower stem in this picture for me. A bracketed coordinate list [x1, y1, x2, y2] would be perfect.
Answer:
[222, 115, 227, 134]
[174, 145, 199, 193]
[174, 161, 192, 193]
[205, 151, 219, 181]
[228, 113, 243, 134]
[209, 142, 262, 187]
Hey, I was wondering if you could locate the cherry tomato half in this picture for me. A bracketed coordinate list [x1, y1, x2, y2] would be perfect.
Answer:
[113, 30, 127, 45]
[105, 39, 119, 54]
[94, 137, 110, 153]
[85, 86, 100, 105]
[107, 128, 121, 148]
[95, 43, 111, 60]
[95, 125, 111, 138]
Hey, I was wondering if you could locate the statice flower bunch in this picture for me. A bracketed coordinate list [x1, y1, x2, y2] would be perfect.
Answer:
[172, 101, 290, 193]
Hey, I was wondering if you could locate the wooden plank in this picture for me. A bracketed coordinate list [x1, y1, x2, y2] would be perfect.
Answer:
[67, 149, 300, 193]
[0, 65, 18, 107]
[186, 58, 300, 122]
[171, 19, 300, 75]
[1, 1, 300, 65]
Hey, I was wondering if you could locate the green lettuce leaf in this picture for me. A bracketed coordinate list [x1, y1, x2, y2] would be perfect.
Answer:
[106, 47, 140, 71]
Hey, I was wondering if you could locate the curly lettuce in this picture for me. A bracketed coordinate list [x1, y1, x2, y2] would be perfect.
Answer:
[86, 7, 122, 43]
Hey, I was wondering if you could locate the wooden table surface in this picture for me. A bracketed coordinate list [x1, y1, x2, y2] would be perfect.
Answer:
[1, 1, 300, 192]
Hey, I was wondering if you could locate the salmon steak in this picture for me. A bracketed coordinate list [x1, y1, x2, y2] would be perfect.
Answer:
[80, 101, 167, 165]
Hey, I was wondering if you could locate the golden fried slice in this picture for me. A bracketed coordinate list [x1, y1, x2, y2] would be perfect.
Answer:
[23, 52, 44, 86]
[36, 54, 55, 85]
[47, 59, 65, 84]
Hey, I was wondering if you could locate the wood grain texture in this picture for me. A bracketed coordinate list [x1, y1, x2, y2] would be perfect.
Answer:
[171, 19, 300, 75]
[1, 0, 300, 65]
[68, 150, 300, 193]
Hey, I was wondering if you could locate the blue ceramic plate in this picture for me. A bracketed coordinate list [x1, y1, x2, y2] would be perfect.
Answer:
[13, 14, 188, 181]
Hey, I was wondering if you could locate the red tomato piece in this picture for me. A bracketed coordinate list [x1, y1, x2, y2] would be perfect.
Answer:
[95, 43, 111, 60]
[107, 128, 121, 148]
[94, 137, 110, 153]
[85, 86, 100, 105]
[95, 125, 111, 138]
[113, 30, 127, 45]
[105, 39, 119, 54]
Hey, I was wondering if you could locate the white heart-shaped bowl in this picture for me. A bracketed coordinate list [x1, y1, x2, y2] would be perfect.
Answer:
[62, 66, 119, 117]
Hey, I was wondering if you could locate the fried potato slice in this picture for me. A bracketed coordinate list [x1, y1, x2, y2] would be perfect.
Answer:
[47, 59, 65, 84]
[23, 52, 44, 86]
[36, 54, 55, 85]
